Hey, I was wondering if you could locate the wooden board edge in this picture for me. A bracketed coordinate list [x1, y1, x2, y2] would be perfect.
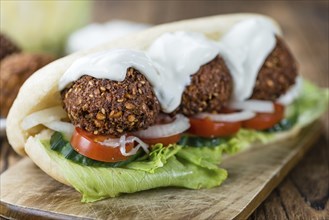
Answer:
[235, 121, 323, 220]
[0, 200, 88, 220]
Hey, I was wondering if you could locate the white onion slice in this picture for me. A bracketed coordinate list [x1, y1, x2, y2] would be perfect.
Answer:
[195, 111, 256, 122]
[133, 114, 190, 139]
[229, 100, 274, 113]
[43, 121, 74, 137]
[99, 137, 121, 148]
[98, 114, 190, 157]
[21, 106, 67, 130]
[98, 135, 149, 156]
[120, 136, 149, 156]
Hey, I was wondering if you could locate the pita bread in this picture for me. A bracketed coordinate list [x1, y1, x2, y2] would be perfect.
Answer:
[25, 130, 70, 186]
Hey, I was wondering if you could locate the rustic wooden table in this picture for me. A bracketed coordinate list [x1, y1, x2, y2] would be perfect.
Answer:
[1, 1, 328, 219]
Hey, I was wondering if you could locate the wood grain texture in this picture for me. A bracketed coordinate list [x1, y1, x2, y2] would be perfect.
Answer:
[0, 1, 328, 219]
[249, 134, 329, 220]
[0, 122, 324, 219]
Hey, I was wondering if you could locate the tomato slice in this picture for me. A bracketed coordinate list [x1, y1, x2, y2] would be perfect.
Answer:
[142, 134, 181, 146]
[188, 117, 241, 138]
[71, 128, 134, 162]
[242, 103, 284, 130]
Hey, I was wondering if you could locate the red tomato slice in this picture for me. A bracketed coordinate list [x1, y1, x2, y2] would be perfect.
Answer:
[71, 128, 134, 162]
[242, 103, 284, 130]
[188, 117, 241, 138]
[142, 134, 181, 146]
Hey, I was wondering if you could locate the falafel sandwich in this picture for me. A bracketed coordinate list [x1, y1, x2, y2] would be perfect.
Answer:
[6, 14, 329, 202]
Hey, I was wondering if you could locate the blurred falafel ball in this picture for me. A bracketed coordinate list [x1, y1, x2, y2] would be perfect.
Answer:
[61, 68, 161, 136]
[0, 33, 21, 61]
[178, 55, 233, 116]
[251, 37, 298, 101]
[0, 53, 55, 117]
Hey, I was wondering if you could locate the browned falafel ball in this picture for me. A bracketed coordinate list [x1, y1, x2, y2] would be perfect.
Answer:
[61, 68, 161, 136]
[0, 53, 55, 117]
[179, 55, 233, 116]
[0, 33, 21, 60]
[251, 37, 298, 101]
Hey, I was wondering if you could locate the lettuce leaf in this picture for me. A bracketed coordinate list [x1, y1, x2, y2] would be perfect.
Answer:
[288, 80, 329, 127]
[176, 146, 224, 170]
[42, 140, 227, 202]
[125, 144, 182, 173]
[221, 129, 272, 154]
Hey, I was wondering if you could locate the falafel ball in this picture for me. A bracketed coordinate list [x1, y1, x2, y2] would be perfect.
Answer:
[0, 33, 20, 61]
[0, 53, 55, 117]
[179, 55, 233, 116]
[251, 37, 298, 100]
[62, 68, 161, 136]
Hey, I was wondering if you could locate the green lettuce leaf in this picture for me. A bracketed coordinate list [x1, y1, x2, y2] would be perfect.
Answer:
[287, 80, 329, 127]
[42, 140, 227, 202]
[176, 146, 224, 170]
[221, 129, 272, 154]
[125, 144, 182, 173]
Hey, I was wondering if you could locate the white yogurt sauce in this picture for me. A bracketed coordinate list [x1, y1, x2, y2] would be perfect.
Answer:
[59, 32, 220, 113]
[146, 31, 220, 112]
[218, 18, 278, 101]
[59, 49, 160, 91]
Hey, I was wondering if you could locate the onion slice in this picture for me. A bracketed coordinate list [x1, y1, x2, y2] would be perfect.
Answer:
[21, 106, 67, 130]
[120, 136, 149, 156]
[229, 100, 274, 113]
[195, 111, 256, 122]
[43, 121, 74, 137]
[97, 114, 190, 156]
[99, 137, 121, 148]
[98, 135, 149, 156]
[133, 114, 190, 139]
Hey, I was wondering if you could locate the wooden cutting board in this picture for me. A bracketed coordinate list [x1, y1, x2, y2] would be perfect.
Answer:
[0, 122, 322, 220]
